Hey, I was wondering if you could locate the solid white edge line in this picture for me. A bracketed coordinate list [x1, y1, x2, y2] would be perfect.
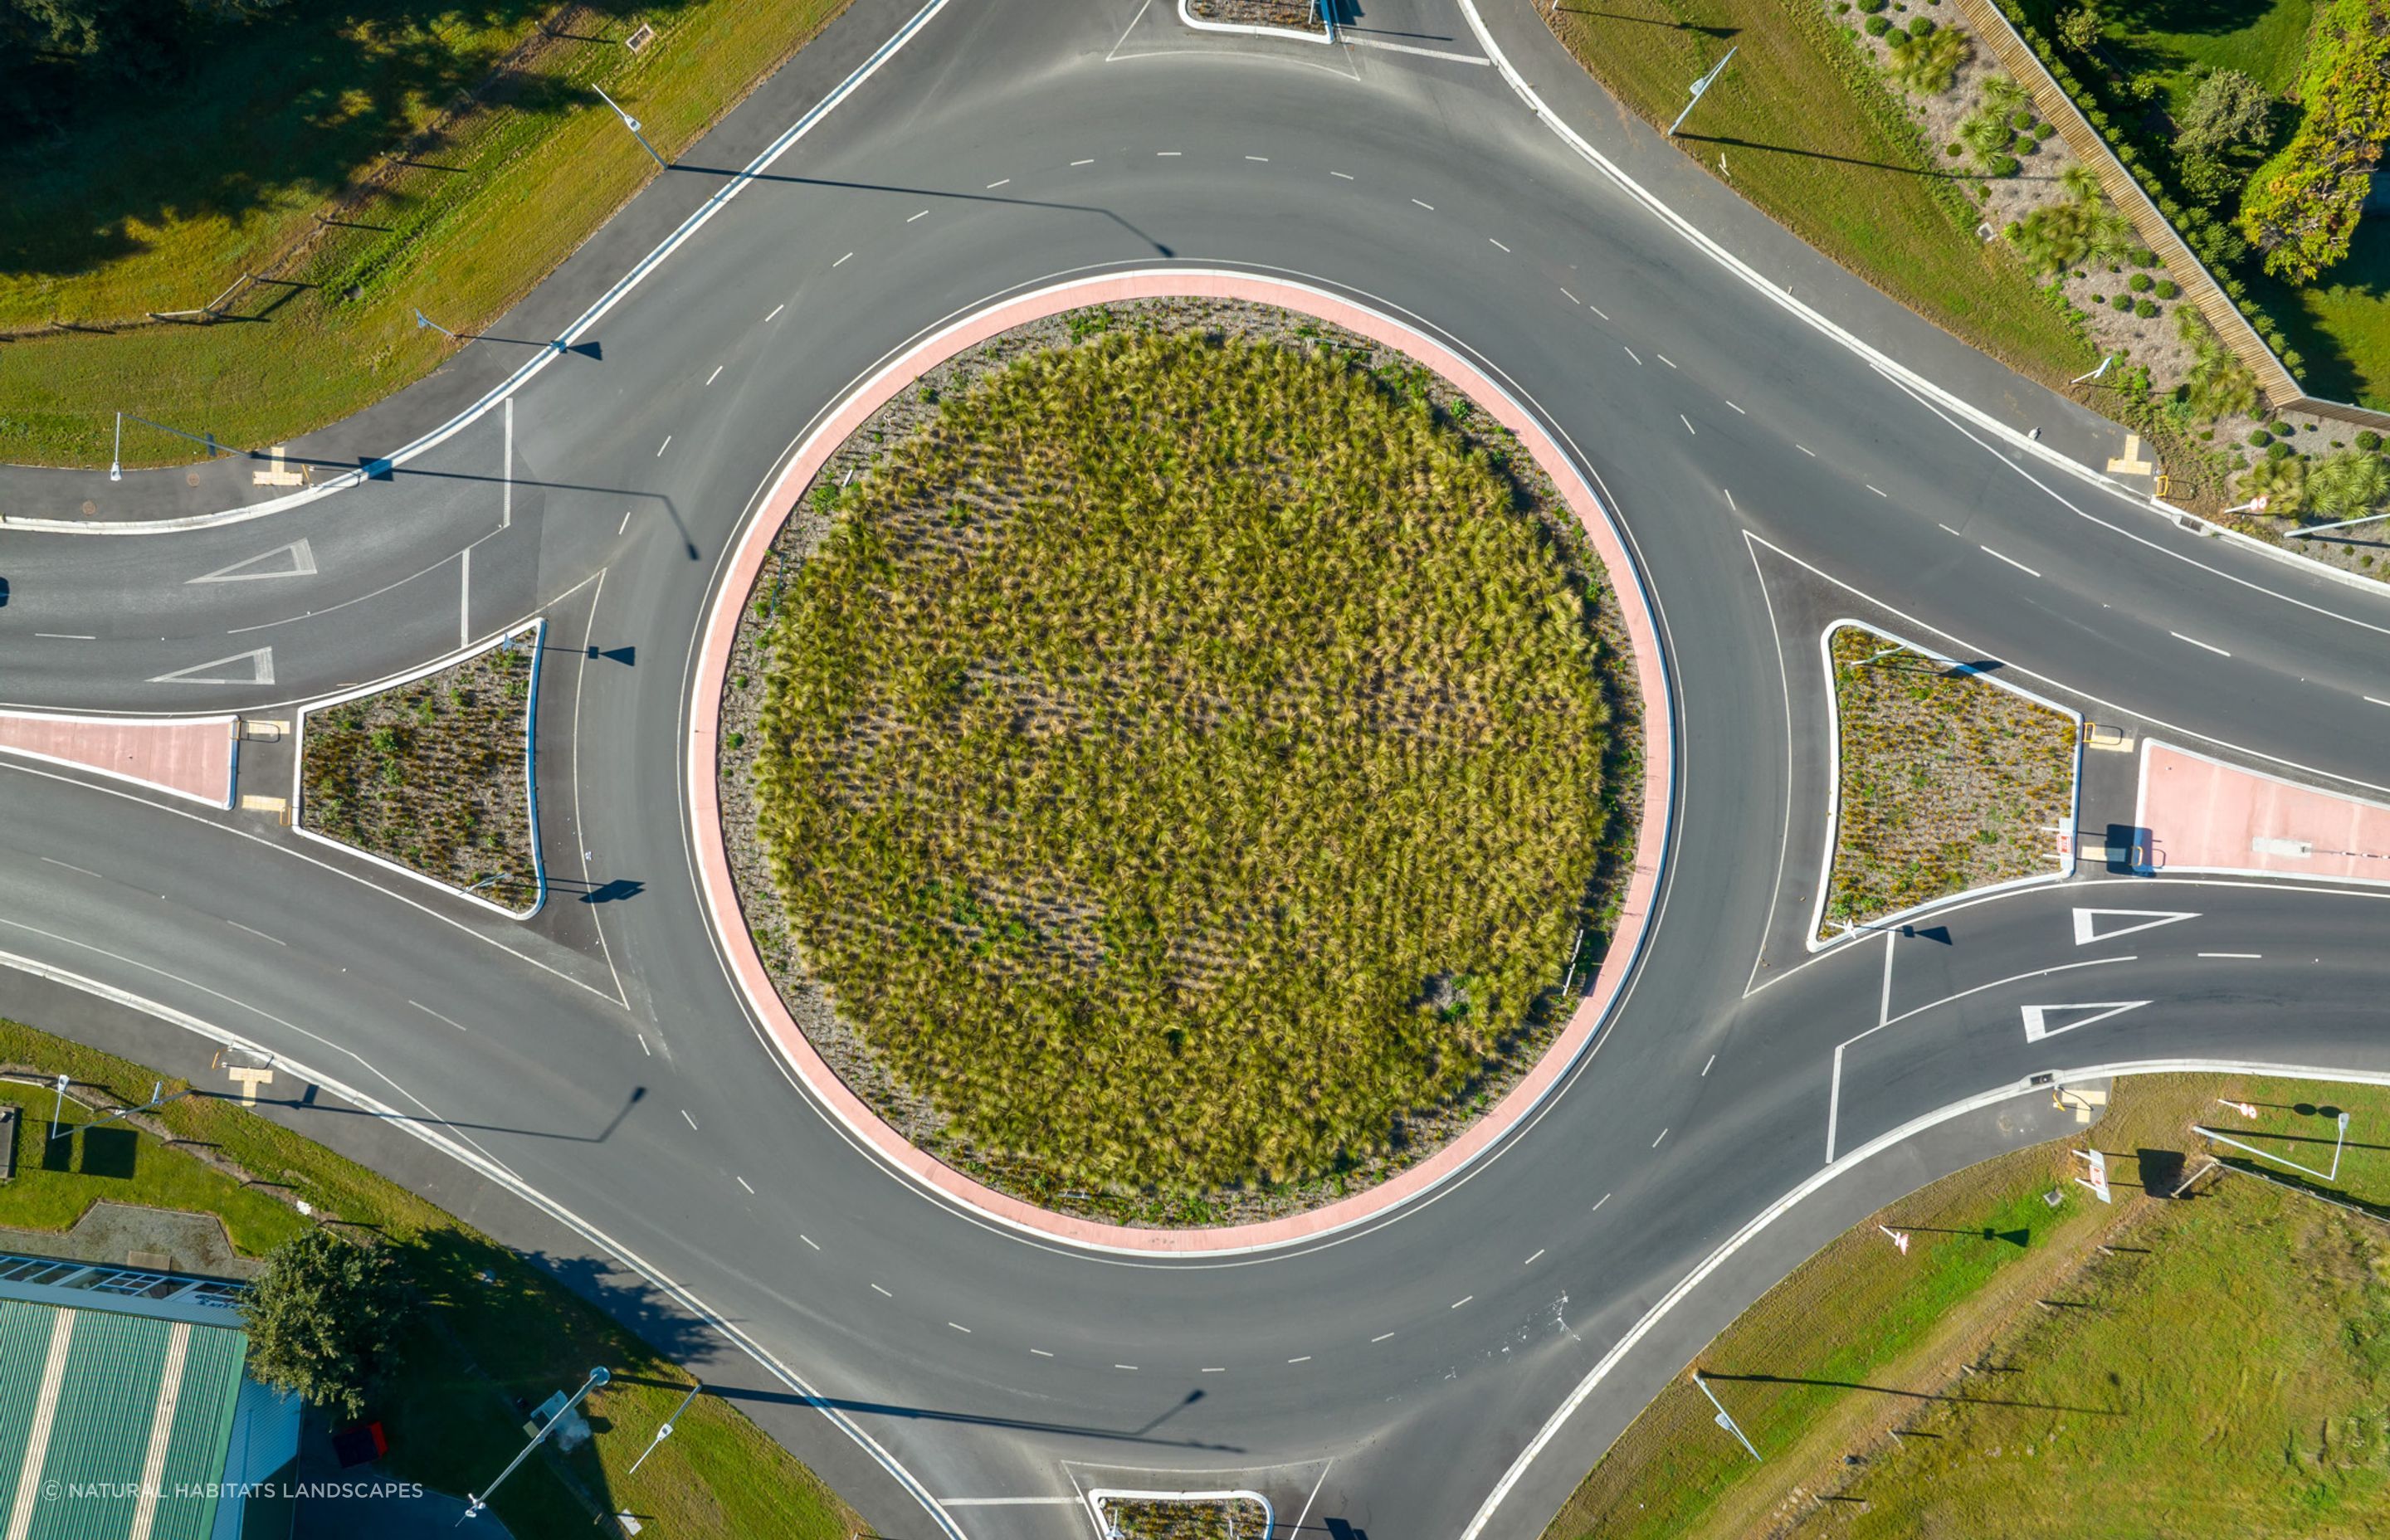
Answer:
[21, 0, 954, 536]
[2170, 630, 2231, 657]
[0, 948, 963, 1539]
[1460, 1055, 2390, 1539]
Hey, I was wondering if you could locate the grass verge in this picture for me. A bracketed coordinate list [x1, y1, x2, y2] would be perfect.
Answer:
[0, 0, 850, 467]
[733, 298, 1641, 1220]
[300, 626, 539, 909]
[1820, 624, 2075, 937]
[1545, 0, 2093, 384]
[1543, 1073, 2390, 1539]
[0, 1016, 858, 1540]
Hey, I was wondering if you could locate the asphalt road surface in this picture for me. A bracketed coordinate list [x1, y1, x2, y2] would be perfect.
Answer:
[6, 2, 2390, 1536]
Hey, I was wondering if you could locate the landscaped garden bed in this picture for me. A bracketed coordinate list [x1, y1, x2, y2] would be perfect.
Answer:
[299, 625, 541, 913]
[1186, 0, 1328, 31]
[1540, 1073, 2390, 1538]
[1817, 624, 2076, 939]
[719, 297, 1643, 1226]
[1097, 1495, 1274, 1539]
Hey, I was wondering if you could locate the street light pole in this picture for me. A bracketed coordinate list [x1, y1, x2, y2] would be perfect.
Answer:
[627, 1381, 702, 1475]
[414, 308, 461, 340]
[1691, 1372, 1762, 1461]
[110, 411, 124, 482]
[47, 1073, 71, 1143]
[1668, 46, 1737, 136]
[460, 1367, 609, 1523]
[593, 86, 668, 169]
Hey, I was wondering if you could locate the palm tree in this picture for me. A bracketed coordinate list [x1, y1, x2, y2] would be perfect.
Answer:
[2237, 454, 2307, 514]
[2307, 451, 2390, 519]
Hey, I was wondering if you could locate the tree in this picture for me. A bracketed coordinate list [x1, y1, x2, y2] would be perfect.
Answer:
[2178, 309, 2261, 422]
[1885, 25, 1971, 95]
[2056, 3, 2103, 53]
[241, 1231, 412, 1421]
[2174, 69, 2275, 157]
[2308, 451, 2390, 518]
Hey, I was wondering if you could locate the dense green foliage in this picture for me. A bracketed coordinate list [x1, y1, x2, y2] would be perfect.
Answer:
[2241, 0, 2390, 283]
[754, 333, 1616, 1195]
[243, 1229, 412, 1421]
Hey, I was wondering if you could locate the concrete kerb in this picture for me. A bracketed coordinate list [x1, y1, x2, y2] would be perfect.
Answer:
[1458, 1052, 2390, 1539]
[0, 947, 965, 1540]
[1453, 2, 2390, 611]
[1804, 618, 2083, 955]
[1176, 0, 1337, 44]
[289, 620, 548, 921]
[687, 266, 1678, 1258]
[0, 0, 954, 535]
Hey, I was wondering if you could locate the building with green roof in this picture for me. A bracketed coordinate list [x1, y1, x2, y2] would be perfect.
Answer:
[0, 1253, 298, 1540]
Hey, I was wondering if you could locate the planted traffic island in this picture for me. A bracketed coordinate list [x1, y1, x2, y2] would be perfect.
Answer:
[719, 297, 1644, 1228]
[298, 625, 543, 915]
[1815, 624, 2076, 942]
[1095, 1494, 1273, 1538]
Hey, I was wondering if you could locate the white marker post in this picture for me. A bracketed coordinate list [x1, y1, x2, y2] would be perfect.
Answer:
[1668, 47, 1738, 136]
[1877, 1225, 1910, 1255]
[2217, 1098, 2258, 1120]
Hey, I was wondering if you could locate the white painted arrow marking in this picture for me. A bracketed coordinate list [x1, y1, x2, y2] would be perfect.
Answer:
[2071, 908, 2198, 946]
[186, 539, 316, 585]
[147, 647, 276, 685]
[2022, 1001, 2150, 1043]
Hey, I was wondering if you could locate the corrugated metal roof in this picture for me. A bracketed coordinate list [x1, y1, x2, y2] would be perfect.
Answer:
[0, 1299, 248, 1540]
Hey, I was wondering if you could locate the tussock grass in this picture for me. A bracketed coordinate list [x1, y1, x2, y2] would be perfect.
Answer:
[1822, 626, 2075, 936]
[753, 329, 1622, 1199]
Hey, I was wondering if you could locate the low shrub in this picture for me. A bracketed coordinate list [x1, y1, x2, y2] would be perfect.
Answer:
[2128, 273, 2152, 292]
[1909, 15, 1934, 36]
[2358, 431, 2383, 451]
[1988, 154, 2021, 178]
[2134, 299, 2158, 318]
[2153, 279, 2178, 299]
[1865, 15, 1891, 34]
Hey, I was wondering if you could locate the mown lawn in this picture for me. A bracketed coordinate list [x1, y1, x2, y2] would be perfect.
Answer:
[0, 1017, 858, 1540]
[754, 328, 1623, 1201]
[1821, 625, 2076, 936]
[1544, 1075, 2390, 1540]
[1547, 0, 2093, 383]
[0, 0, 849, 467]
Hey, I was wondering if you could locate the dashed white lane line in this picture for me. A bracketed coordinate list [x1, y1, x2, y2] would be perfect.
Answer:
[1489, 237, 1511, 252]
[1524, 1249, 1545, 1266]
[2171, 630, 2231, 657]
[985, 178, 1011, 188]
[1246, 154, 1270, 162]
[1701, 1053, 1716, 1076]
[2365, 695, 2390, 709]
[1071, 157, 1095, 166]
[949, 1321, 972, 1333]
[871, 1283, 892, 1297]
[1592, 1192, 1611, 1212]
[1866, 485, 1887, 497]
[656, 436, 671, 457]
[1796, 443, 1815, 456]
[1451, 1295, 1474, 1309]
[1031, 1348, 1055, 1357]
[705, 364, 724, 386]
[1200, 1364, 1226, 1372]
[1560, 287, 1580, 305]
[800, 1234, 820, 1250]
[637, 1032, 650, 1056]
[1680, 414, 1696, 435]
[1412, 197, 1436, 210]
[617, 509, 633, 536]
[764, 303, 784, 322]
[1725, 399, 1746, 414]
[226, 920, 285, 947]
[1113, 1363, 1139, 1371]
[1723, 488, 1736, 512]
[1371, 1332, 1397, 1343]
[2199, 952, 2262, 958]
[1979, 545, 2042, 578]
[1330, 170, 1354, 179]
[832, 251, 853, 267]
[1288, 1355, 1312, 1363]
[680, 1108, 699, 1130]
[1156, 150, 1181, 157]
[33, 633, 95, 640]
[1652, 1128, 1670, 1148]
[38, 858, 101, 880]
[408, 1000, 468, 1033]
[1588, 300, 1611, 320]
[1939, 523, 1963, 537]
[1623, 346, 1642, 365]
[906, 208, 929, 222]
[1657, 353, 1677, 368]
[736, 1176, 756, 1194]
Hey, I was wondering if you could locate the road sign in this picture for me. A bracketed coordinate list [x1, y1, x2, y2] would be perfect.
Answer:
[2074, 1147, 2111, 1204]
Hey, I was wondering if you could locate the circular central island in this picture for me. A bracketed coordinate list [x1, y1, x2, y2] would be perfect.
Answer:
[715, 290, 1648, 1233]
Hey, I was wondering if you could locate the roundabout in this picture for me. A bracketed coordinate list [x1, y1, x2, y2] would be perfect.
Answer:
[690, 270, 1672, 1251]
[7, 3, 2390, 1537]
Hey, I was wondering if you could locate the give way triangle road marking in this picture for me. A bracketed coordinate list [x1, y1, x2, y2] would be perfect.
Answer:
[2071, 908, 2197, 946]
[146, 647, 276, 686]
[186, 538, 316, 585]
[2022, 1001, 2151, 1043]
